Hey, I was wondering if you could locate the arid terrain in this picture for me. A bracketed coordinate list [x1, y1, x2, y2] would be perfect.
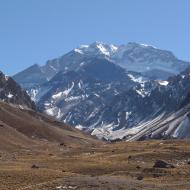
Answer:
[1, 102, 190, 190]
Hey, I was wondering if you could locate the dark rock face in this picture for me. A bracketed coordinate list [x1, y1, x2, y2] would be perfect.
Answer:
[37, 58, 137, 127]
[0, 71, 35, 109]
[153, 160, 175, 169]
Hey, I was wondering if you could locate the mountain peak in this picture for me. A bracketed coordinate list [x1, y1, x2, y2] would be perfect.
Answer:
[74, 41, 118, 57]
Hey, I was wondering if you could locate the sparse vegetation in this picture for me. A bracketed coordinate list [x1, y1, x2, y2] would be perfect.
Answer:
[0, 139, 190, 189]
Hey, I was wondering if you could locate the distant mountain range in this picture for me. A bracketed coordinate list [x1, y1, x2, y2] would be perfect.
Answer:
[12, 42, 190, 140]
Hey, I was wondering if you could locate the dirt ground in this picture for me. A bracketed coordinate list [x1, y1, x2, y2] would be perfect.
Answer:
[1, 139, 190, 190]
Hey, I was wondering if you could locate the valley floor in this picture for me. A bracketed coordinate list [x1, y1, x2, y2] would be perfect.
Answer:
[1, 140, 190, 190]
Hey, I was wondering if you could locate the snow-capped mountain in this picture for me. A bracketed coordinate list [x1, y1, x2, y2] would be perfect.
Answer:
[0, 71, 35, 109]
[13, 42, 190, 140]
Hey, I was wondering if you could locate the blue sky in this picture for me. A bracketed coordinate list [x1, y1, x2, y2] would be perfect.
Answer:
[0, 0, 190, 75]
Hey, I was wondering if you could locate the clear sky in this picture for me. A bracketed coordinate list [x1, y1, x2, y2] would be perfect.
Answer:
[0, 0, 190, 75]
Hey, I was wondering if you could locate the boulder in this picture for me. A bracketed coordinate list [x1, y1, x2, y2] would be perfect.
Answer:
[31, 164, 39, 169]
[153, 160, 175, 168]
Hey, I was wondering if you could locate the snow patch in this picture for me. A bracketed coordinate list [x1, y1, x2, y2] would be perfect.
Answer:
[96, 44, 111, 56]
[65, 96, 82, 102]
[5, 75, 9, 81]
[45, 107, 57, 116]
[140, 43, 157, 48]
[126, 112, 131, 120]
[52, 82, 74, 99]
[158, 80, 169, 86]
[80, 62, 85, 66]
[75, 125, 86, 130]
[49, 65, 57, 71]
[128, 74, 146, 84]
[94, 93, 100, 97]
[7, 93, 14, 98]
[74, 48, 84, 54]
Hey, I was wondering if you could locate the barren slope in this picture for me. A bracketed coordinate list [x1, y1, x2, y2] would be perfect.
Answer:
[0, 101, 99, 151]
